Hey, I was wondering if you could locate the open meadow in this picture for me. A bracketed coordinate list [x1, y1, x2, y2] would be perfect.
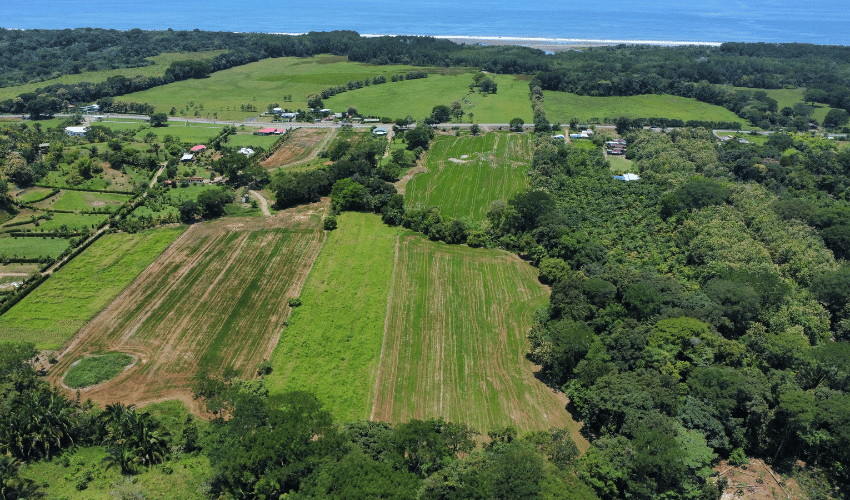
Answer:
[119, 55, 443, 121]
[326, 72, 534, 123]
[543, 91, 742, 123]
[267, 212, 398, 422]
[372, 233, 585, 444]
[47, 202, 327, 407]
[733, 87, 836, 123]
[405, 132, 532, 219]
[0, 227, 183, 349]
[0, 235, 70, 259]
[0, 50, 227, 101]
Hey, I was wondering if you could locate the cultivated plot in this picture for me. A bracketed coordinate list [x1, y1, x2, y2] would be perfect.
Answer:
[267, 212, 398, 422]
[372, 234, 585, 445]
[0, 228, 183, 350]
[48, 203, 327, 406]
[405, 132, 532, 219]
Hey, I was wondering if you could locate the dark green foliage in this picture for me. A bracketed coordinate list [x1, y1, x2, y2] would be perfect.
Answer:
[323, 215, 338, 230]
[196, 186, 232, 218]
[405, 123, 435, 150]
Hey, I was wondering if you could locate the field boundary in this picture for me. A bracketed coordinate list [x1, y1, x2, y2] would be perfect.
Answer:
[370, 233, 401, 421]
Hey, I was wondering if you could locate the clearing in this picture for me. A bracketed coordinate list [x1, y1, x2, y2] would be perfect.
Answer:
[372, 233, 586, 446]
[405, 132, 532, 219]
[47, 202, 327, 407]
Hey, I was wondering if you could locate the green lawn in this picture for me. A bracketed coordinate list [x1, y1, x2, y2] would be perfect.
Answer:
[0, 50, 227, 101]
[0, 227, 183, 350]
[405, 132, 532, 219]
[326, 72, 534, 123]
[0, 236, 70, 259]
[607, 155, 635, 174]
[13, 186, 55, 203]
[267, 212, 398, 422]
[544, 91, 742, 123]
[5, 212, 108, 232]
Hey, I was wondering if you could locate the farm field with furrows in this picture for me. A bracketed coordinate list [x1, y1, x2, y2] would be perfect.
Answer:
[260, 127, 337, 170]
[0, 228, 184, 349]
[47, 202, 327, 406]
[325, 72, 534, 123]
[119, 55, 440, 121]
[372, 233, 587, 448]
[543, 91, 742, 123]
[405, 132, 532, 219]
[267, 212, 398, 422]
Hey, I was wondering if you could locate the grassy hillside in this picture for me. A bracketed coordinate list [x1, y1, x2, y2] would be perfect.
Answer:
[267, 212, 398, 422]
[0, 227, 183, 350]
[406, 132, 532, 219]
[544, 91, 742, 123]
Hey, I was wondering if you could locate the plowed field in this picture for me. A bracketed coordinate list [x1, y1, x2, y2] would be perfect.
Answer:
[48, 201, 328, 407]
[372, 234, 586, 445]
[260, 127, 336, 169]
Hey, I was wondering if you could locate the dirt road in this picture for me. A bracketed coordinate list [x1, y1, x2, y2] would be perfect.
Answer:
[249, 190, 271, 217]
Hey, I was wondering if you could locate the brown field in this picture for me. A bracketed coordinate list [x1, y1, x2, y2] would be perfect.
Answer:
[372, 234, 588, 448]
[47, 201, 328, 408]
[260, 127, 337, 169]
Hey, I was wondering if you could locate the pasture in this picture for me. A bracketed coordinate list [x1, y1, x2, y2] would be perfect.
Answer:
[267, 212, 398, 422]
[543, 91, 742, 123]
[0, 227, 183, 350]
[47, 202, 327, 406]
[0, 50, 227, 101]
[733, 87, 834, 123]
[4, 212, 108, 232]
[63, 352, 135, 389]
[372, 234, 585, 442]
[0, 235, 70, 259]
[33, 189, 132, 212]
[405, 132, 532, 219]
[13, 186, 55, 203]
[326, 72, 534, 123]
[607, 155, 635, 174]
[119, 55, 437, 121]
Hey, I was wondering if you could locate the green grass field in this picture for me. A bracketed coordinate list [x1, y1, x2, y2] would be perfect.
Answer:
[0, 227, 183, 350]
[35, 190, 132, 212]
[63, 352, 135, 388]
[405, 132, 532, 219]
[372, 233, 585, 441]
[20, 445, 211, 500]
[14, 186, 55, 203]
[0, 50, 227, 101]
[131, 122, 283, 149]
[607, 155, 635, 174]
[543, 91, 742, 123]
[267, 212, 398, 422]
[326, 73, 534, 123]
[0, 235, 70, 259]
[4, 212, 108, 232]
[119, 55, 446, 121]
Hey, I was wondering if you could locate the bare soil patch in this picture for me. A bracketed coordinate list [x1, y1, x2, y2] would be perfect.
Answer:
[716, 459, 804, 500]
[47, 200, 328, 409]
[260, 128, 336, 169]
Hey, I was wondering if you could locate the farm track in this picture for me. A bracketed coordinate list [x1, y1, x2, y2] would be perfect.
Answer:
[47, 200, 328, 409]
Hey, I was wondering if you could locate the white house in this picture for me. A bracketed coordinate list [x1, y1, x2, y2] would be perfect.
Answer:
[65, 126, 88, 137]
[238, 147, 255, 157]
[181, 153, 194, 162]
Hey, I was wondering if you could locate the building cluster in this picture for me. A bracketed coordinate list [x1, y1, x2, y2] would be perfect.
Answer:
[606, 139, 627, 155]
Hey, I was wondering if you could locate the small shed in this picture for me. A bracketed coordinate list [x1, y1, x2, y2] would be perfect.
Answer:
[181, 153, 194, 162]
[552, 134, 565, 140]
[614, 173, 640, 181]
[372, 127, 388, 136]
[258, 127, 276, 135]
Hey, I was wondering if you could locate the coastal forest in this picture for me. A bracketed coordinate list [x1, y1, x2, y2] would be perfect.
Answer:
[0, 29, 849, 500]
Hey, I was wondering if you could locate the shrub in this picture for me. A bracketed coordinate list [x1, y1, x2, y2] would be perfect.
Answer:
[288, 297, 302, 307]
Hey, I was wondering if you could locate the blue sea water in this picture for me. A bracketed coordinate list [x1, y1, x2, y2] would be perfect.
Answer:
[2, 0, 849, 45]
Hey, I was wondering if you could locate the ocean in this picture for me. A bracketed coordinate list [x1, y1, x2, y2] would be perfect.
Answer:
[2, 0, 849, 45]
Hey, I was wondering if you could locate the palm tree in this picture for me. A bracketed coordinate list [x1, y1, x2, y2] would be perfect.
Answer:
[0, 455, 41, 499]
